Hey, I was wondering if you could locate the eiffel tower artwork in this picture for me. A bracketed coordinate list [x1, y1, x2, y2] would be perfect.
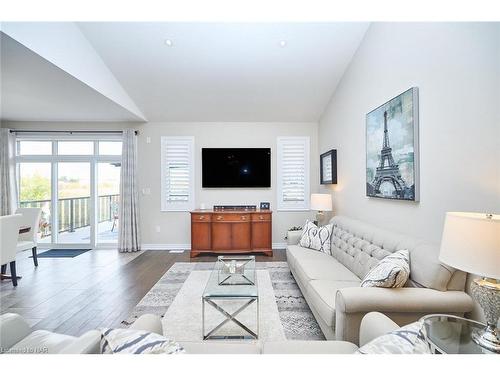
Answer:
[366, 87, 419, 201]
[371, 111, 407, 198]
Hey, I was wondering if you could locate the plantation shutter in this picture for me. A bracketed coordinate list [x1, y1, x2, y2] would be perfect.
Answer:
[161, 137, 195, 211]
[277, 137, 310, 211]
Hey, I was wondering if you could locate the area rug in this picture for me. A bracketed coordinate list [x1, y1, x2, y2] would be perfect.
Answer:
[122, 262, 324, 341]
[32, 249, 92, 258]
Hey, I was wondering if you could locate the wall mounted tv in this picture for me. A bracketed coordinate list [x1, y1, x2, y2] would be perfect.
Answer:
[202, 148, 271, 188]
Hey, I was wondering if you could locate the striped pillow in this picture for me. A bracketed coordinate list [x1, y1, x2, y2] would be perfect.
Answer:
[100, 328, 185, 354]
[356, 321, 430, 354]
[299, 220, 333, 254]
[360, 250, 410, 288]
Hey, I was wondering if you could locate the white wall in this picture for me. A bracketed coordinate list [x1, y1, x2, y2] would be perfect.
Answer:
[2, 121, 319, 248]
[318, 23, 500, 322]
[319, 22, 500, 244]
[138, 122, 318, 248]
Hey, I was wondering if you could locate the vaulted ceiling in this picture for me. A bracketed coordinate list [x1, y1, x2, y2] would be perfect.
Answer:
[1, 22, 369, 122]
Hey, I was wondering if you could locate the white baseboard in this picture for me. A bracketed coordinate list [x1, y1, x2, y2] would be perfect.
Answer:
[142, 243, 190, 250]
[272, 242, 287, 250]
[141, 243, 287, 251]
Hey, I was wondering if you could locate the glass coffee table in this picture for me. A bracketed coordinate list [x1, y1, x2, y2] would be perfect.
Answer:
[420, 314, 497, 354]
[202, 256, 259, 340]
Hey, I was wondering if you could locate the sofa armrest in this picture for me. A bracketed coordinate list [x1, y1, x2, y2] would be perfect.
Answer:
[335, 287, 473, 345]
[336, 287, 473, 314]
[286, 230, 302, 245]
[58, 330, 101, 354]
[129, 314, 163, 335]
[0, 313, 32, 351]
[359, 312, 400, 347]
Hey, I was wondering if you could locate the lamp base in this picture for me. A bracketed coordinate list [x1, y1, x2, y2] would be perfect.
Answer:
[472, 326, 500, 353]
[471, 278, 500, 353]
[315, 211, 325, 226]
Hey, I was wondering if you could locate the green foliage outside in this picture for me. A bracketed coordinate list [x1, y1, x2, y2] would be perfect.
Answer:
[20, 173, 50, 201]
[20, 174, 118, 202]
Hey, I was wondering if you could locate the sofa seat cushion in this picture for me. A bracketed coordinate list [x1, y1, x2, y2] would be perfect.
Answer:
[10, 330, 76, 354]
[306, 280, 360, 328]
[263, 340, 358, 354]
[288, 245, 361, 283]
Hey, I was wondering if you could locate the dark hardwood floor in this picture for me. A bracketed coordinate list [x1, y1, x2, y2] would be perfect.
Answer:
[0, 249, 286, 336]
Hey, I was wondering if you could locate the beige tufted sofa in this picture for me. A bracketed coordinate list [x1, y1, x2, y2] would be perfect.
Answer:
[286, 215, 474, 345]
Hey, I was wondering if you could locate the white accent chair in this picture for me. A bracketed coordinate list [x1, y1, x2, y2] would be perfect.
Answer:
[0, 214, 22, 287]
[15, 207, 42, 267]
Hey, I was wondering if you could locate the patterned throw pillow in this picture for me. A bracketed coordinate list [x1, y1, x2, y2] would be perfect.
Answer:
[299, 220, 333, 254]
[100, 328, 185, 354]
[356, 321, 431, 354]
[360, 250, 410, 288]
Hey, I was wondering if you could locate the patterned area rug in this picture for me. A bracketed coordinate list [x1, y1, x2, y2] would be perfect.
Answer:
[123, 261, 325, 340]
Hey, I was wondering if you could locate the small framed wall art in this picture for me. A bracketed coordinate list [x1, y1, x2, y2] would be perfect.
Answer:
[320, 149, 337, 184]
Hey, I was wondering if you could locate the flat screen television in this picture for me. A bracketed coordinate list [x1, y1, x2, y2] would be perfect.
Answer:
[202, 148, 271, 188]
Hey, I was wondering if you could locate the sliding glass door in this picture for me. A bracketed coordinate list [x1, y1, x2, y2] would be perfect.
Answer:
[57, 162, 91, 245]
[18, 162, 52, 244]
[16, 137, 122, 249]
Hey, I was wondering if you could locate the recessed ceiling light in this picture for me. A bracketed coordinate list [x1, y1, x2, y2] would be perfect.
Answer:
[279, 40, 287, 48]
[164, 39, 173, 47]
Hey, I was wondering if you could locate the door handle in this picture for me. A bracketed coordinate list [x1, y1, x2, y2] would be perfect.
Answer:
[217, 216, 223, 220]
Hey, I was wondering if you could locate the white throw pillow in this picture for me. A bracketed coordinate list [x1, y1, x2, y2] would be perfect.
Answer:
[299, 220, 333, 254]
[356, 321, 430, 354]
[100, 328, 185, 354]
[361, 250, 410, 288]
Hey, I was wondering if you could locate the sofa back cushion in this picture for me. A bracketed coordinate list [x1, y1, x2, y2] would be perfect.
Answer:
[329, 216, 464, 292]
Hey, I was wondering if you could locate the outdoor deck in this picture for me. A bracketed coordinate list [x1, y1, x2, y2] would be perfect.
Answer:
[39, 220, 117, 244]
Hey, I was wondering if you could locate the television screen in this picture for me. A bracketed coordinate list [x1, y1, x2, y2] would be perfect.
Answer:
[202, 148, 271, 188]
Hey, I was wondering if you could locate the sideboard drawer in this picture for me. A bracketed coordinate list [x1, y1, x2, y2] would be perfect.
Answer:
[213, 213, 251, 222]
[251, 213, 272, 222]
[192, 214, 212, 222]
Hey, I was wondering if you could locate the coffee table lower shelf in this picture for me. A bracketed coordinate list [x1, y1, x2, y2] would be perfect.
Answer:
[202, 296, 259, 340]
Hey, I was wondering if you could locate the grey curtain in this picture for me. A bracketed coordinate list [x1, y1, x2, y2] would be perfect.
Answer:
[0, 129, 18, 215]
[118, 129, 141, 252]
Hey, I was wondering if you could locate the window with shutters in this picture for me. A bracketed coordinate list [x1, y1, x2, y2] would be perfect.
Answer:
[277, 136, 310, 211]
[161, 136, 195, 211]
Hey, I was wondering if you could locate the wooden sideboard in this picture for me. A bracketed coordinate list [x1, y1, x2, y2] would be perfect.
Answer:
[190, 209, 272, 258]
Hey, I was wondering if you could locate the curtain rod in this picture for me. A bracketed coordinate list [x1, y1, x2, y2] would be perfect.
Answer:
[9, 130, 138, 135]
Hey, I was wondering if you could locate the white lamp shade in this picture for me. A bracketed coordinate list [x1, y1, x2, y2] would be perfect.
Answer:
[439, 212, 500, 279]
[310, 194, 332, 211]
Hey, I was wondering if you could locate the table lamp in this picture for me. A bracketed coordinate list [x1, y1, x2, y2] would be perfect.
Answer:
[310, 194, 332, 226]
[439, 212, 500, 353]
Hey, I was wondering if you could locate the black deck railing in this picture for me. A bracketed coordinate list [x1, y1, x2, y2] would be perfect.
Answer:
[19, 194, 119, 236]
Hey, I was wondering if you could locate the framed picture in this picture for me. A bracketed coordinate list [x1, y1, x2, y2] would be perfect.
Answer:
[320, 149, 337, 184]
[366, 87, 419, 201]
